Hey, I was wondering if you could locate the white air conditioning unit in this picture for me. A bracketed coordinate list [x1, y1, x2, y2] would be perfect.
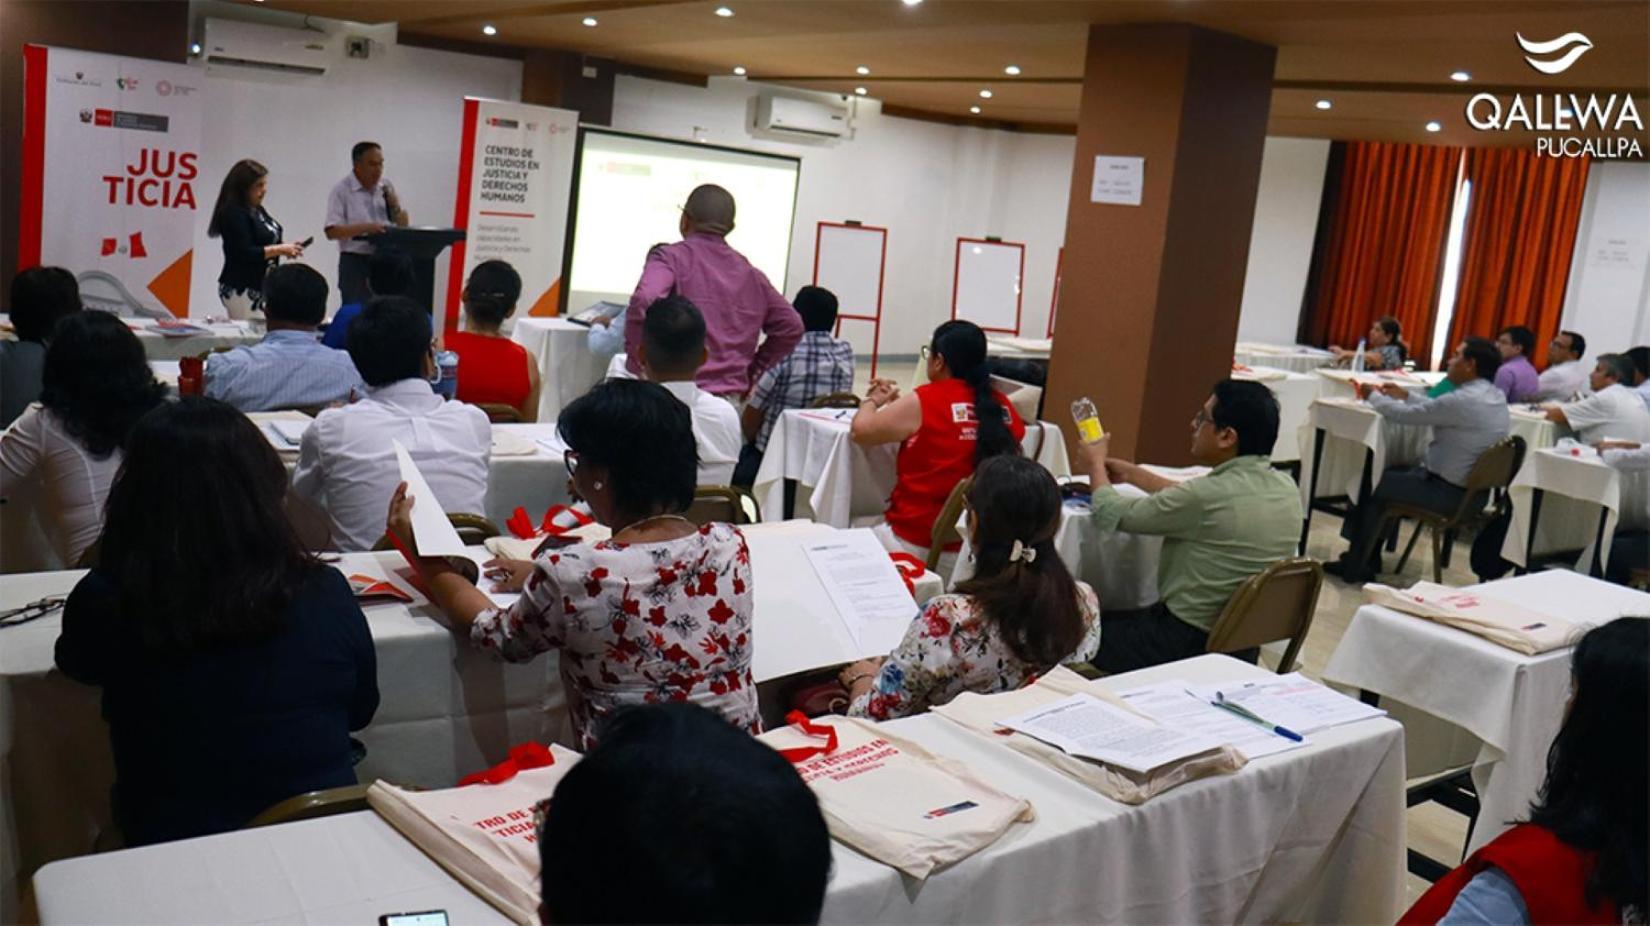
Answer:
[203, 19, 333, 76]
[755, 92, 851, 138]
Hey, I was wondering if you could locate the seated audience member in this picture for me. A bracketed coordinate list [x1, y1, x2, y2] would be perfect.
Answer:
[385, 379, 759, 749]
[851, 320, 1025, 566]
[293, 296, 489, 551]
[1536, 329, 1589, 401]
[1330, 315, 1407, 370]
[541, 703, 830, 925]
[1493, 325, 1541, 402]
[443, 260, 540, 420]
[842, 455, 1099, 720]
[1078, 380, 1301, 672]
[1, 312, 166, 567]
[1627, 345, 1650, 411]
[735, 285, 856, 486]
[1331, 337, 1510, 582]
[1596, 439, 1649, 586]
[321, 249, 415, 349]
[634, 295, 742, 486]
[204, 263, 363, 412]
[55, 397, 377, 846]
[1544, 353, 1650, 444]
[1400, 617, 1646, 925]
[1, 266, 82, 428]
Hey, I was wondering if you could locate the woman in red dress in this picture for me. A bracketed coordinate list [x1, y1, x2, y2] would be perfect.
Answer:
[444, 260, 540, 421]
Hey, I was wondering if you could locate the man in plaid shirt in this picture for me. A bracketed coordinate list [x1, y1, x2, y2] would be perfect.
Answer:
[733, 286, 855, 486]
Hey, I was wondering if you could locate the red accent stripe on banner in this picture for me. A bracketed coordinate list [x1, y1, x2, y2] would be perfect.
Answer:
[444, 97, 481, 333]
[18, 45, 49, 271]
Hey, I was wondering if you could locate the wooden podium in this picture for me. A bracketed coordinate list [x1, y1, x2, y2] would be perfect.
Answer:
[359, 227, 466, 319]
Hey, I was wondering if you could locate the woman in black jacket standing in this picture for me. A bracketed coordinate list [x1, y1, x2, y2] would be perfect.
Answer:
[207, 159, 303, 319]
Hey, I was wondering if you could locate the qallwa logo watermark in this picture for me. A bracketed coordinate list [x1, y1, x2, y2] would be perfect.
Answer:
[1464, 32, 1643, 158]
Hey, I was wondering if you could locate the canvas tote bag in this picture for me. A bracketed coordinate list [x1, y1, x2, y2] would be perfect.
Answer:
[1362, 581, 1583, 655]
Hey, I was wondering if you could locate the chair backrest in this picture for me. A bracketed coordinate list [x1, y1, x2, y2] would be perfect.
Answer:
[247, 783, 371, 828]
[1448, 435, 1526, 523]
[810, 392, 862, 409]
[1204, 557, 1324, 674]
[477, 402, 523, 423]
[372, 512, 502, 551]
[685, 485, 760, 526]
[925, 476, 972, 572]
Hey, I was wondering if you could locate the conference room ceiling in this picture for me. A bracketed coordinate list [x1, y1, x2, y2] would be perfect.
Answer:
[258, 0, 1648, 145]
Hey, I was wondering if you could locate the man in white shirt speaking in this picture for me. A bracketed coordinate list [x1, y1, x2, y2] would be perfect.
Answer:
[633, 295, 742, 487]
[324, 141, 408, 305]
[1545, 352, 1650, 444]
[293, 295, 489, 551]
[1535, 330, 1589, 402]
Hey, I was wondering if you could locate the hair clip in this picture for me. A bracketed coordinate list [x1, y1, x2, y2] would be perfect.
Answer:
[1009, 539, 1037, 564]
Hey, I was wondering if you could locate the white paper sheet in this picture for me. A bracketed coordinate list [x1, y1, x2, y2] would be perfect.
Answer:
[996, 692, 1223, 774]
[1117, 680, 1304, 760]
[801, 528, 919, 652]
[1189, 672, 1385, 736]
[394, 439, 468, 557]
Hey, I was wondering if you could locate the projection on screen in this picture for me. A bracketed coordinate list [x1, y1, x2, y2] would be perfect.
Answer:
[565, 130, 801, 312]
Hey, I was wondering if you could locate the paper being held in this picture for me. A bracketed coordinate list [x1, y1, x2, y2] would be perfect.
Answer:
[394, 439, 468, 557]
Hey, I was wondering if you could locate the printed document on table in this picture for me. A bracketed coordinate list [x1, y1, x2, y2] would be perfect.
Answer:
[801, 528, 918, 653]
[996, 693, 1224, 774]
[1189, 672, 1384, 735]
[1117, 680, 1304, 760]
[394, 439, 469, 557]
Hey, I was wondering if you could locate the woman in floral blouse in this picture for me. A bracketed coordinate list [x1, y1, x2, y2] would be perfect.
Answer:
[842, 454, 1100, 720]
[386, 378, 759, 748]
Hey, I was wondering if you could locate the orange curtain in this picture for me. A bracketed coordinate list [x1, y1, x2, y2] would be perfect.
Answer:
[1445, 149, 1590, 368]
[1305, 142, 1464, 369]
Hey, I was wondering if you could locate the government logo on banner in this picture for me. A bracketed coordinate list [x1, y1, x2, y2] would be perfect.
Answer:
[1464, 32, 1645, 159]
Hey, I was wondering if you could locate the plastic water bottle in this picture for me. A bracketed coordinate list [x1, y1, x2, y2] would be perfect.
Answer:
[1351, 338, 1367, 374]
[1071, 397, 1105, 444]
[434, 350, 459, 400]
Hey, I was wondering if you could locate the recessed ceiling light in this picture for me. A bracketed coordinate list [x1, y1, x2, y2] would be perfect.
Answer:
[1450, 70, 1471, 82]
[1425, 121, 1443, 132]
[732, 65, 747, 76]
[1004, 65, 1021, 76]
[1315, 99, 1332, 110]
[979, 89, 993, 99]
[482, 24, 497, 36]
[856, 65, 870, 76]
[714, 6, 734, 16]
[855, 86, 868, 95]
[902, 0, 923, 5]
[189, 41, 202, 55]
[581, 17, 598, 26]
[969, 105, 981, 114]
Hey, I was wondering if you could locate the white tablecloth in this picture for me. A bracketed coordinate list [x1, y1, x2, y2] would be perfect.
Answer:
[1508, 405, 1560, 452]
[120, 317, 262, 361]
[1314, 368, 1440, 400]
[985, 334, 1052, 360]
[1322, 571, 1650, 855]
[753, 411, 1072, 528]
[1233, 365, 1318, 464]
[1234, 341, 1336, 374]
[1500, 446, 1650, 573]
[1297, 397, 1431, 512]
[0, 524, 941, 920]
[510, 318, 607, 424]
[32, 654, 1406, 926]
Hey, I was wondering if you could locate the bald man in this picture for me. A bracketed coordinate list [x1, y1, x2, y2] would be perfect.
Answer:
[623, 184, 803, 404]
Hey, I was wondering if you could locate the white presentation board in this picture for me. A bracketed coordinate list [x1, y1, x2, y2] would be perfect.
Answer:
[813, 221, 886, 374]
[952, 238, 1025, 334]
[564, 129, 801, 312]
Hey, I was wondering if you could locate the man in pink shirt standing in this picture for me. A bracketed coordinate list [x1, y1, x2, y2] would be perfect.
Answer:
[624, 184, 803, 404]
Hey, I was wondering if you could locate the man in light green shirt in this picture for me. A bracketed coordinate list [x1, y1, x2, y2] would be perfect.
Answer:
[1078, 379, 1303, 673]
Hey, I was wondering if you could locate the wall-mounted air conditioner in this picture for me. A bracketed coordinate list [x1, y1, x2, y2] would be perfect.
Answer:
[203, 18, 333, 76]
[755, 92, 852, 139]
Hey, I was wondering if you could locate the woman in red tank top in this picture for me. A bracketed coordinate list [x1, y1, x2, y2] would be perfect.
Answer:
[1401, 616, 1646, 924]
[445, 260, 540, 421]
[850, 320, 1025, 562]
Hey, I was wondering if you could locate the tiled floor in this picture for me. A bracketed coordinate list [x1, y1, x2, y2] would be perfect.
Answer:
[860, 358, 1473, 906]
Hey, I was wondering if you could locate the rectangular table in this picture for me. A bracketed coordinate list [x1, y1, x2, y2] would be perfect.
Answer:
[1322, 571, 1650, 855]
[1296, 397, 1431, 550]
[1233, 365, 1318, 464]
[511, 318, 608, 424]
[33, 654, 1406, 926]
[1234, 341, 1336, 374]
[1500, 445, 1650, 575]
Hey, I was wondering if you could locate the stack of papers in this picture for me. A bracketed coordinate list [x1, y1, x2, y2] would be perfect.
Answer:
[801, 528, 918, 652]
[1185, 673, 1385, 735]
[1117, 681, 1306, 760]
[996, 693, 1225, 775]
[489, 430, 537, 457]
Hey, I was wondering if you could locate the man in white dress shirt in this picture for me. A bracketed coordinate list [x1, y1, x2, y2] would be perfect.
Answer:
[633, 295, 742, 486]
[1544, 353, 1650, 444]
[1535, 330, 1589, 402]
[1329, 337, 1510, 581]
[293, 295, 489, 551]
[323, 141, 409, 305]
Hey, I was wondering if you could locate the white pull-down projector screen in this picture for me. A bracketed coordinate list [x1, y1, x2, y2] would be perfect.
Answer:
[563, 128, 801, 313]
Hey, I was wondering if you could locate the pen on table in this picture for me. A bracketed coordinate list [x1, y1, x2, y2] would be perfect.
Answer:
[1192, 689, 1305, 742]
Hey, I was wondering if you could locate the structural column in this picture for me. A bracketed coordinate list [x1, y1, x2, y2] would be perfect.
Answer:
[1045, 24, 1275, 464]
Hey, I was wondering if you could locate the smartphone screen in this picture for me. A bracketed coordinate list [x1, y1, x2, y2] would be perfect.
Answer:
[379, 912, 448, 926]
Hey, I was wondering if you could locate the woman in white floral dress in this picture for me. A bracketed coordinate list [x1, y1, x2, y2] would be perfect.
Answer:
[842, 454, 1100, 720]
[386, 378, 759, 748]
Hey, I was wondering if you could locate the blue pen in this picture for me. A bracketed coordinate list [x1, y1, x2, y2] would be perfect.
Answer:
[1202, 690, 1305, 742]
